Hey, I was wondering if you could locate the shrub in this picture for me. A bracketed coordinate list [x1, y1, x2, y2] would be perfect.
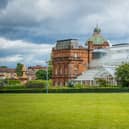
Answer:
[115, 63, 129, 87]
[26, 80, 46, 88]
[3, 85, 25, 89]
[74, 83, 84, 88]
[0, 87, 129, 93]
[68, 81, 74, 87]
[0, 80, 5, 88]
[96, 78, 107, 87]
[8, 80, 21, 85]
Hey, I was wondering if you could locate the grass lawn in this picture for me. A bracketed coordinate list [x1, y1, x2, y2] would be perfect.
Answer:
[0, 93, 129, 129]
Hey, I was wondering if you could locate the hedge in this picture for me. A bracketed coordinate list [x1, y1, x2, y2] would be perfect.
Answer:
[8, 80, 21, 85]
[0, 87, 129, 93]
[26, 80, 46, 88]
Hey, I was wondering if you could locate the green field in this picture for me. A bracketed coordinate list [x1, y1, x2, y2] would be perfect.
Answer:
[0, 93, 129, 129]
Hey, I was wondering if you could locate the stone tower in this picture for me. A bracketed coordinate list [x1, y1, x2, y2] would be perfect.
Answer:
[52, 39, 88, 86]
[86, 25, 110, 49]
[52, 26, 110, 86]
[86, 25, 110, 67]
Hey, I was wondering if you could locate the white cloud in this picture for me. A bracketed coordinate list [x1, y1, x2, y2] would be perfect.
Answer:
[0, 38, 53, 52]
[0, 0, 129, 67]
[0, 55, 23, 63]
[0, 37, 53, 67]
[0, 0, 76, 25]
[0, 0, 129, 40]
[78, 0, 129, 36]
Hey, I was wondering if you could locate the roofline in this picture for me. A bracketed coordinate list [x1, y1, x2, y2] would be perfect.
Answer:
[57, 39, 78, 42]
[112, 43, 129, 46]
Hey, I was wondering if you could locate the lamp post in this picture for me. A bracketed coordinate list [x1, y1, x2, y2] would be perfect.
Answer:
[127, 55, 129, 63]
[46, 61, 49, 94]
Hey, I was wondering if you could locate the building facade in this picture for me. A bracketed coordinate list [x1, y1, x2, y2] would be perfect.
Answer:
[52, 26, 110, 86]
[0, 68, 17, 80]
[86, 25, 109, 50]
[52, 39, 88, 86]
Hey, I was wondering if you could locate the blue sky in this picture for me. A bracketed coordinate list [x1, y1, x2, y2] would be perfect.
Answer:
[0, 0, 129, 68]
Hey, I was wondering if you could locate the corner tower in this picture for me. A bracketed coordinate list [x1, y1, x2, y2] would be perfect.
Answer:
[86, 25, 110, 64]
[52, 39, 88, 86]
[86, 25, 110, 49]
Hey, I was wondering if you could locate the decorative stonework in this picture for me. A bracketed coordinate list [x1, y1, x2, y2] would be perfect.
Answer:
[52, 39, 88, 86]
[52, 27, 110, 86]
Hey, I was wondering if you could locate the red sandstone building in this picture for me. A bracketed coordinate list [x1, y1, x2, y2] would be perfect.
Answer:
[0, 68, 17, 79]
[52, 26, 110, 86]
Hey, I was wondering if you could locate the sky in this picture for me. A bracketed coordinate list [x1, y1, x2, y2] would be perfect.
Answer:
[0, 0, 129, 68]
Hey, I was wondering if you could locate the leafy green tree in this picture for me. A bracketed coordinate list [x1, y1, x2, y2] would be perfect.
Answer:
[115, 63, 129, 87]
[36, 68, 52, 80]
[36, 57, 52, 80]
[16, 63, 23, 77]
[36, 70, 47, 80]
[0, 66, 8, 68]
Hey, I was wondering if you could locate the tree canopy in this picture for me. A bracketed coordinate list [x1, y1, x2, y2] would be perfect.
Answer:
[36, 70, 47, 80]
[115, 63, 129, 87]
[0, 66, 8, 68]
[36, 68, 52, 80]
[16, 63, 23, 77]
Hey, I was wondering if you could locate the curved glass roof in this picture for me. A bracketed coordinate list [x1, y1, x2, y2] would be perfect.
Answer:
[74, 44, 129, 81]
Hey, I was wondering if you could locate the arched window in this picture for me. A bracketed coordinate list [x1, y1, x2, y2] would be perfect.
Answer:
[55, 66, 58, 75]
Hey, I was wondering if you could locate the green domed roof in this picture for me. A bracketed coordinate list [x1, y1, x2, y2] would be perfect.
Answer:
[88, 35, 107, 44]
[94, 26, 101, 33]
[86, 26, 107, 45]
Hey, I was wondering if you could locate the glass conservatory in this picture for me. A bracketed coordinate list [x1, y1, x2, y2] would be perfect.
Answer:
[73, 43, 129, 86]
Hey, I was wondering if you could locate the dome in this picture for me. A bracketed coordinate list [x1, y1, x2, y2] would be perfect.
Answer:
[86, 25, 108, 45]
[94, 25, 101, 33]
[88, 35, 107, 44]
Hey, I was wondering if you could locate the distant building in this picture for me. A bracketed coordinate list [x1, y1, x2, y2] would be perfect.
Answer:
[0, 65, 28, 84]
[0, 64, 48, 83]
[27, 65, 47, 80]
[0, 68, 17, 79]
[52, 26, 110, 86]
[86, 25, 110, 67]
[74, 27, 129, 86]
[52, 39, 88, 86]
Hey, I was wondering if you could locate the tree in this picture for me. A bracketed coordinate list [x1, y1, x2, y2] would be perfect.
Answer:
[0, 66, 8, 68]
[115, 63, 129, 87]
[16, 63, 23, 77]
[36, 70, 47, 80]
[36, 68, 52, 80]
